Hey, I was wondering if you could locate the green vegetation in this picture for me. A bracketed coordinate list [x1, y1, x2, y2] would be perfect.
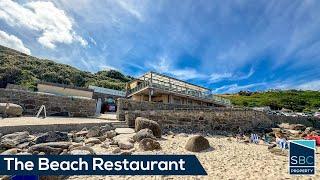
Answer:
[222, 90, 320, 112]
[0, 45, 132, 90]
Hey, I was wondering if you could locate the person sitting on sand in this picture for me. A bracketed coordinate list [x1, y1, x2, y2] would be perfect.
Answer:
[275, 132, 288, 150]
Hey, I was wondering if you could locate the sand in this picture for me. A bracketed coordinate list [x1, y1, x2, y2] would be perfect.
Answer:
[68, 134, 320, 180]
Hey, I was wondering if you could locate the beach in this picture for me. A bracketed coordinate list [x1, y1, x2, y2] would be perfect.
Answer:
[68, 134, 320, 180]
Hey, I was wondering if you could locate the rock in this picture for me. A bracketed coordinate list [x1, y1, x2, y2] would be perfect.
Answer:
[0, 103, 23, 117]
[86, 126, 101, 137]
[113, 134, 135, 143]
[120, 151, 132, 155]
[104, 130, 117, 139]
[73, 136, 85, 143]
[278, 123, 291, 129]
[305, 127, 314, 134]
[60, 149, 69, 155]
[17, 152, 32, 155]
[16, 142, 31, 149]
[100, 124, 114, 133]
[112, 147, 121, 154]
[185, 135, 210, 152]
[139, 138, 161, 151]
[133, 129, 155, 142]
[1, 148, 21, 155]
[177, 133, 188, 137]
[38, 152, 46, 155]
[115, 128, 135, 134]
[290, 124, 306, 131]
[28, 145, 62, 155]
[0, 133, 2, 138]
[118, 141, 134, 150]
[69, 146, 96, 155]
[35, 131, 69, 144]
[272, 128, 281, 132]
[85, 138, 102, 145]
[0, 131, 30, 149]
[288, 130, 301, 135]
[268, 144, 277, 149]
[75, 130, 88, 137]
[135, 117, 161, 138]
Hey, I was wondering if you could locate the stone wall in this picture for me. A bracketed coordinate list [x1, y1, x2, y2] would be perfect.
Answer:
[268, 115, 320, 129]
[0, 88, 96, 117]
[124, 108, 273, 133]
[116, 98, 212, 121]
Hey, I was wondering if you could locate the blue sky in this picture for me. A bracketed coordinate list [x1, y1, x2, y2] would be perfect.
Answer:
[0, 0, 320, 93]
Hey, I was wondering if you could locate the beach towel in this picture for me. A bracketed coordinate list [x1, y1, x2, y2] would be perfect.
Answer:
[250, 134, 260, 144]
[305, 135, 320, 146]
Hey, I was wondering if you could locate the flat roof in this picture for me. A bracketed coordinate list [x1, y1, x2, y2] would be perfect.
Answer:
[129, 71, 210, 92]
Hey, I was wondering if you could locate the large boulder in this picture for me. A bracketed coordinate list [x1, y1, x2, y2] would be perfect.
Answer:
[69, 146, 96, 155]
[185, 135, 210, 152]
[0, 103, 23, 117]
[139, 138, 161, 151]
[115, 128, 135, 134]
[133, 129, 155, 142]
[135, 117, 161, 138]
[34, 131, 69, 144]
[0, 131, 30, 149]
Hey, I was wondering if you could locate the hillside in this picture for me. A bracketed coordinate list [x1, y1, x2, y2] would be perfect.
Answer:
[0, 45, 132, 90]
[221, 90, 320, 112]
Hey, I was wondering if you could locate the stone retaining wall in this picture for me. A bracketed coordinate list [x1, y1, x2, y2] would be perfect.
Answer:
[124, 109, 273, 133]
[117, 98, 211, 121]
[268, 115, 320, 129]
[0, 88, 96, 117]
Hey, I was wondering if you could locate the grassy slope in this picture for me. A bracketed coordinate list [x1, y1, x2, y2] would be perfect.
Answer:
[221, 90, 320, 112]
[0, 45, 132, 90]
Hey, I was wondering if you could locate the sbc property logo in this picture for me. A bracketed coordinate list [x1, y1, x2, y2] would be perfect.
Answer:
[289, 140, 316, 175]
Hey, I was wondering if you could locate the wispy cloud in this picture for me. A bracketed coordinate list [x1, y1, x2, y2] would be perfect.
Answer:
[147, 56, 207, 80]
[213, 82, 267, 94]
[0, 0, 87, 49]
[209, 68, 254, 83]
[0, 30, 31, 55]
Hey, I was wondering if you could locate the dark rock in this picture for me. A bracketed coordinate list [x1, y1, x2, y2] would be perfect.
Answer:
[28, 142, 71, 155]
[35, 131, 69, 144]
[73, 136, 85, 143]
[133, 128, 155, 142]
[185, 135, 210, 152]
[100, 124, 114, 134]
[139, 138, 161, 151]
[135, 117, 161, 138]
[86, 126, 101, 137]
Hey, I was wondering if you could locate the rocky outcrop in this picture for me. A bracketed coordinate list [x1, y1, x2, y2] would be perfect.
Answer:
[135, 117, 161, 138]
[185, 135, 210, 152]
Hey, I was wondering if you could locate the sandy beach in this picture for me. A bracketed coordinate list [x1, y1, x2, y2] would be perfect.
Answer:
[68, 134, 320, 180]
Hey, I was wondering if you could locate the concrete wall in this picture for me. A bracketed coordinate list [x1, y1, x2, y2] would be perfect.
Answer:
[116, 98, 213, 121]
[124, 109, 273, 133]
[0, 88, 96, 117]
[37, 84, 93, 98]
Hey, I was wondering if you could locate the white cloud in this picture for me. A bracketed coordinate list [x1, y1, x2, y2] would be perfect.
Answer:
[0, 0, 87, 49]
[147, 56, 206, 80]
[209, 68, 255, 83]
[213, 82, 266, 94]
[0, 30, 31, 55]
